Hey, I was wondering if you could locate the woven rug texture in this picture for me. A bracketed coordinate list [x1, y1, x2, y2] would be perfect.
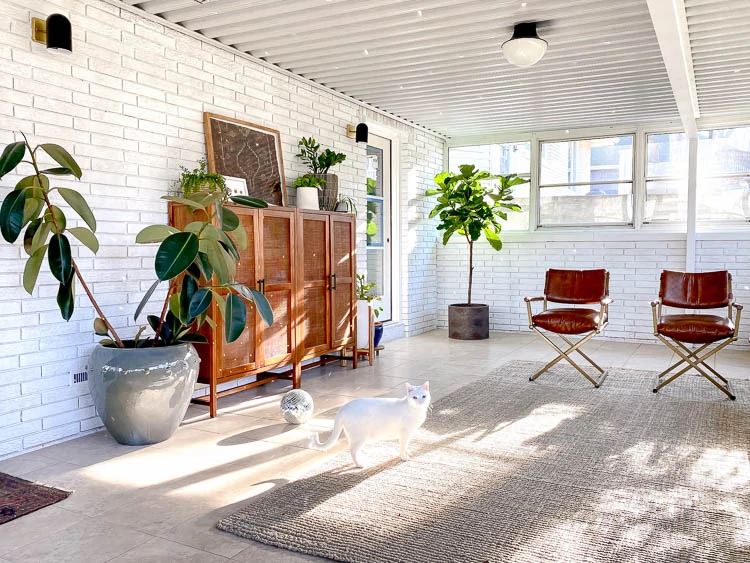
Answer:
[217, 361, 750, 562]
[0, 472, 71, 525]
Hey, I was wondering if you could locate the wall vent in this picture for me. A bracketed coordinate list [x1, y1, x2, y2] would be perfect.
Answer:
[73, 371, 88, 384]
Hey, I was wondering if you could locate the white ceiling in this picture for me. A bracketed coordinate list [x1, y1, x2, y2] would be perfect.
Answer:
[125, 0, 750, 139]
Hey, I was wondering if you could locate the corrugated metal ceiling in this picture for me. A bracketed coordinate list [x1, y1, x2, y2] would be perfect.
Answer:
[125, 0, 746, 138]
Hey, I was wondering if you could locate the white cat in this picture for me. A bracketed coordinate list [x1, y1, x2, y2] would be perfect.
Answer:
[310, 382, 431, 467]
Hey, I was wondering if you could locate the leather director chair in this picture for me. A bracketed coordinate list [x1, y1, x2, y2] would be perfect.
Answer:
[651, 270, 742, 400]
[525, 269, 612, 387]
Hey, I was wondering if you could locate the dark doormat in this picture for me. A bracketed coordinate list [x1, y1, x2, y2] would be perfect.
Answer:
[0, 472, 71, 525]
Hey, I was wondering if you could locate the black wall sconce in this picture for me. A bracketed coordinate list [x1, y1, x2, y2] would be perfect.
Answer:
[346, 123, 368, 143]
[32, 14, 72, 53]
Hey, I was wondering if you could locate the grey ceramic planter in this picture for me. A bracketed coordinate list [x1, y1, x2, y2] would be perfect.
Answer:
[87, 343, 200, 446]
[448, 304, 489, 340]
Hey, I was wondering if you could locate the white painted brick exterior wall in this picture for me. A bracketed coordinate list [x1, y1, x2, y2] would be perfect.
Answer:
[0, 0, 443, 458]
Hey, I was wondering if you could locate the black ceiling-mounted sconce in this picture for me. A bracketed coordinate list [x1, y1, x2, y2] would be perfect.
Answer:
[346, 123, 368, 143]
[32, 14, 72, 53]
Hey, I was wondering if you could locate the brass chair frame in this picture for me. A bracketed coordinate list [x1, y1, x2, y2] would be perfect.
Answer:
[525, 271, 612, 388]
[651, 275, 742, 400]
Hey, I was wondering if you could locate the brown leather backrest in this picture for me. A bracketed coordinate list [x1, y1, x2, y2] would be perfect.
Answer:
[659, 270, 732, 309]
[544, 269, 609, 304]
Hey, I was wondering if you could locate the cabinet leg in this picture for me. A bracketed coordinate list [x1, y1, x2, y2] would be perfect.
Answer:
[210, 389, 217, 418]
[293, 362, 302, 389]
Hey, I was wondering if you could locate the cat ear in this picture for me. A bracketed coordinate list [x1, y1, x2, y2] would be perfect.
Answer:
[423, 381, 430, 391]
[406, 383, 413, 392]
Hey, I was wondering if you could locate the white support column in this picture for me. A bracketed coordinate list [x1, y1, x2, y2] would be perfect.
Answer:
[686, 135, 698, 271]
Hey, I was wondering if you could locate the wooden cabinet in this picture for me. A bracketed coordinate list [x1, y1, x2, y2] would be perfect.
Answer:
[296, 210, 357, 370]
[169, 204, 354, 417]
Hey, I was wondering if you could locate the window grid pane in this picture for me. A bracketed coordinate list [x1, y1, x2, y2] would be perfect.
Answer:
[697, 126, 750, 222]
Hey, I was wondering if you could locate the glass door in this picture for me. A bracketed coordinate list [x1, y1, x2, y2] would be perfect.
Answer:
[366, 134, 392, 322]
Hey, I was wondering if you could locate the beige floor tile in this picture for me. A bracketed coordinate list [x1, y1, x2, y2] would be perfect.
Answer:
[3, 516, 153, 563]
[0, 506, 83, 556]
[0, 450, 59, 477]
[232, 542, 323, 561]
[108, 536, 230, 561]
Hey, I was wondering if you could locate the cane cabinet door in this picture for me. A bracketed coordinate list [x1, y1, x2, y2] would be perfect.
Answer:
[330, 214, 355, 348]
[298, 212, 331, 359]
[257, 209, 295, 367]
[217, 205, 260, 379]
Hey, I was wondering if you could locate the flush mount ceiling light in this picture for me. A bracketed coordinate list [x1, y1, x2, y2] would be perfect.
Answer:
[502, 22, 547, 67]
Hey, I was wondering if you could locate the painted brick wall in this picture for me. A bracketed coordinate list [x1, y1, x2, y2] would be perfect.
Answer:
[0, 0, 444, 458]
[437, 232, 750, 347]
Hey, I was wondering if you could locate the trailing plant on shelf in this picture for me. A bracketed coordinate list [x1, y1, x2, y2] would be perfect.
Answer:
[296, 137, 346, 174]
[335, 194, 357, 214]
[178, 158, 229, 200]
[355, 273, 383, 318]
[0, 134, 273, 349]
[293, 174, 327, 189]
[426, 164, 527, 305]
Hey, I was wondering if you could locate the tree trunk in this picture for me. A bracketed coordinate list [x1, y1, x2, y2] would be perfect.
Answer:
[467, 239, 473, 305]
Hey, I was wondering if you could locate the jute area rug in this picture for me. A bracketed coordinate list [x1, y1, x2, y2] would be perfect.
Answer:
[0, 472, 71, 525]
[218, 361, 750, 562]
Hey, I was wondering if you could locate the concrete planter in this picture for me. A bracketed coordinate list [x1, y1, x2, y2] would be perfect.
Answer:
[87, 343, 200, 445]
[296, 186, 319, 210]
[448, 304, 489, 340]
[313, 173, 339, 211]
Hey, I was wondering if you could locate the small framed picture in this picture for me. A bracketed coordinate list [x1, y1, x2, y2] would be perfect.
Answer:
[224, 176, 248, 197]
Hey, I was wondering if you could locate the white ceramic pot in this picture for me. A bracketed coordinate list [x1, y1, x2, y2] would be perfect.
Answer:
[296, 186, 319, 210]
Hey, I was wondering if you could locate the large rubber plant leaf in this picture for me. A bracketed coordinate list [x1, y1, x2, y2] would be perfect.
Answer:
[22, 197, 44, 229]
[224, 293, 246, 343]
[155, 232, 199, 281]
[230, 195, 268, 208]
[230, 222, 247, 252]
[196, 252, 213, 282]
[67, 227, 99, 254]
[30, 221, 51, 255]
[57, 188, 96, 231]
[0, 187, 29, 243]
[48, 233, 73, 283]
[57, 276, 75, 321]
[23, 244, 48, 294]
[44, 205, 67, 234]
[188, 288, 212, 319]
[160, 196, 206, 211]
[178, 333, 208, 343]
[179, 274, 198, 323]
[134, 279, 161, 321]
[233, 284, 273, 327]
[218, 230, 240, 262]
[205, 240, 229, 285]
[39, 144, 82, 179]
[221, 207, 239, 231]
[135, 224, 179, 244]
[23, 218, 43, 256]
[0, 142, 25, 178]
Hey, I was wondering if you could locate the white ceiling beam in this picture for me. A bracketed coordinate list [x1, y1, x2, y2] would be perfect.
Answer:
[646, 0, 699, 136]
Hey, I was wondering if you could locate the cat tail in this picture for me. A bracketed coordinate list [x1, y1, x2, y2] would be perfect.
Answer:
[310, 415, 344, 451]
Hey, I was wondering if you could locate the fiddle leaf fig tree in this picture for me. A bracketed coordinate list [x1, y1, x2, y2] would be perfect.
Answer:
[0, 134, 273, 349]
[426, 164, 527, 305]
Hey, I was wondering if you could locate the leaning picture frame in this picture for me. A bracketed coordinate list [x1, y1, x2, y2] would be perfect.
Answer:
[203, 113, 287, 206]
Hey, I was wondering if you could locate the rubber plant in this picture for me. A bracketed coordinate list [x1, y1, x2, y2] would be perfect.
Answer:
[0, 134, 272, 349]
[426, 164, 527, 305]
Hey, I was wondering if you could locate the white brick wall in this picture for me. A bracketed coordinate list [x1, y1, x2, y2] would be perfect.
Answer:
[0, 0, 444, 458]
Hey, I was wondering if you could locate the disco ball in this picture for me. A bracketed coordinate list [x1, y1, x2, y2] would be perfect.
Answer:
[280, 389, 314, 424]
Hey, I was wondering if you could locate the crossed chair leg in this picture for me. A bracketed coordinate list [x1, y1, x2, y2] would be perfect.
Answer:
[653, 336, 736, 400]
[530, 328, 608, 388]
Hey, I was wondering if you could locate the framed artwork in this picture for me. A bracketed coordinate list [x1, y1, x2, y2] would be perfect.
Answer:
[224, 176, 248, 197]
[204, 113, 287, 206]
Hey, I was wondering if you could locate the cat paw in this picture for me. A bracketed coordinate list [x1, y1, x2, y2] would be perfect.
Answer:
[400, 453, 410, 461]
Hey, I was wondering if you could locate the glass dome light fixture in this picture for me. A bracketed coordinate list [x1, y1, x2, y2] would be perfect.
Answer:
[502, 22, 547, 67]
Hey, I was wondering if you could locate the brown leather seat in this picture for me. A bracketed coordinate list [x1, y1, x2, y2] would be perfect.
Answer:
[532, 308, 606, 335]
[651, 270, 742, 400]
[525, 269, 611, 388]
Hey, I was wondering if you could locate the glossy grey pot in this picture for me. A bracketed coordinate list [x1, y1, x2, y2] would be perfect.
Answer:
[87, 343, 200, 446]
[448, 304, 489, 340]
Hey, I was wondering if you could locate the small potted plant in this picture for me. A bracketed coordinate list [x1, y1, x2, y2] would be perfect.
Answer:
[178, 158, 229, 200]
[426, 164, 526, 340]
[293, 173, 327, 210]
[296, 137, 346, 211]
[0, 135, 272, 445]
[355, 274, 383, 348]
[335, 194, 357, 214]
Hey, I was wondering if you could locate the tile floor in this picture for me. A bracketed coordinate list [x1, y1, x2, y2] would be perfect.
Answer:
[0, 330, 748, 562]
